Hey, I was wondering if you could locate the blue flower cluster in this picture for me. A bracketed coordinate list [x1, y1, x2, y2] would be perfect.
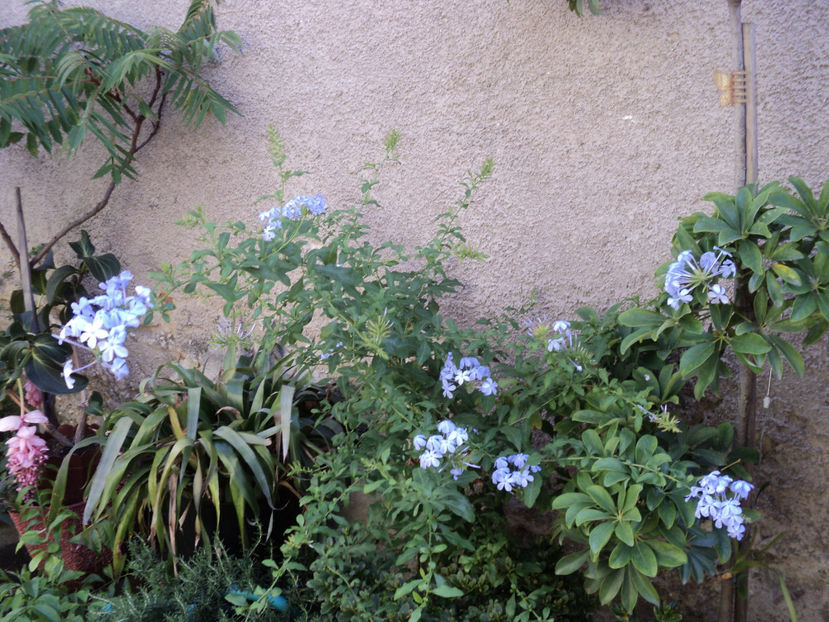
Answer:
[491, 453, 541, 493]
[665, 248, 736, 310]
[413, 419, 478, 480]
[439, 352, 497, 398]
[258, 194, 327, 241]
[685, 470, 753, 540]
[56, 270, 151, 386]
[544, 320, 587, 372]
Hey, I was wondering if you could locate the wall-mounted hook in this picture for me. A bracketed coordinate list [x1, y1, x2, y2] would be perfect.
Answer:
[713, 70, 747, 106]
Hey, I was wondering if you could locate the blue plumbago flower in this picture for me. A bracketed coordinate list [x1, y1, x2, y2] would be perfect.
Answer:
[55, 270, 151, 386]
[320, 341, 343, 361]
[545, 322, 589, 372]
[665, 247, 735, 310]
[522, 314, 552, 339]
[490, 453, 539, 494]
[259, 194, 328, 240]
[412, 419, 478, 480]
[440, 352, 497, 398]
[685, 470, 753, 540]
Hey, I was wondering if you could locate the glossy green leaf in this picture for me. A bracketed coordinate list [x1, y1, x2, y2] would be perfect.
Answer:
[608, 543, 633, 569]
[730, 333, 771, 355]
[589, 521, 616, 555]
[598, 567, 625, 605]
[679, 341, 716, 377]
[586, 485, 617, 515]
[555, 549, 589, 575]
[648, 539, 687, 568]
[431, 584, 464, 599]
[631, 541, 658, 577]
[615, 520, 635, 547]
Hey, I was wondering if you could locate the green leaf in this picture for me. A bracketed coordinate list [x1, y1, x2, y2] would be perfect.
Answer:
[589, 521, 616, 555]
[730, 333, 771, 355]
[25, 336, 82, 394]
[214, 425, 274, 509]
[431, 584, 464, 598]
[618, 308, 665, 328]
[44, 265, 78, 304]
[614, 521, 635, 547]
[608, 543, 633, 569]
[576, 508, 613, 526]
[83, 416, 134, 523]
[555, 549, 589, 575]
[582, 429, 604, 456]
[552, 492, 590, 509]
[68, 230, 96, 258]
[771, 263, 801, 286]
[393, 578, 421, 600]
[598, 568, 625, 605]
[679, 341, 716, 377]
[586, 485, 617, 515]
[648, 540, 687, 568]
[82, 252, 120, 282]
[737, 240, 763, 274]
[631, 542, 658, 578]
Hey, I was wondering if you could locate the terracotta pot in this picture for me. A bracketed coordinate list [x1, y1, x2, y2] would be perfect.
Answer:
[8, 501, 112, 575]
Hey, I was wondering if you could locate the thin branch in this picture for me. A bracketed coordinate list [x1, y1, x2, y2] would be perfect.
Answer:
[27, 77, 167, 268]
[135, 93, 166, 152]
[44, 422, 74, 448]
[29, 178, 117, 268]
[16, 188, 38, 332]
[0, 220, 20, 269]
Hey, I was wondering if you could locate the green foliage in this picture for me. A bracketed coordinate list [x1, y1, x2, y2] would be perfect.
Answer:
[0, 231, 121, 396]
[0, 566, 96, 622]
[568, 0, 602, 16]
[84, 348, 339, 575]
[139, 132, 826, 617]
[0, 0, 240, 183]
[618, 178, 829, 399]
[153, 133, 754, 617]
[91, 539, 286, 622]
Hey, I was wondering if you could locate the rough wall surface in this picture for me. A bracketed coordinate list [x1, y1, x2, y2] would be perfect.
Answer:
[0, 0, 826, 620]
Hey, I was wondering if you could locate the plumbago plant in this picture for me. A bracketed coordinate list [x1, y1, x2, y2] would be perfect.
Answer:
[153, 132, 824, 618]
[619, 179, 829, 396]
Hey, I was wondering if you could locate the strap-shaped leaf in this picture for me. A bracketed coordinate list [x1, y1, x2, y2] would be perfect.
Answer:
[214, 425, 274, 509]
[278, 384, 295, 461]
[82, 416, 133, 524]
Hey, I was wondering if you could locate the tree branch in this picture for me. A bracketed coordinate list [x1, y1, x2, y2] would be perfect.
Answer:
[0, 219, 20, 270]
[29, 178, 117, 268]
[28, 72, 167, 268]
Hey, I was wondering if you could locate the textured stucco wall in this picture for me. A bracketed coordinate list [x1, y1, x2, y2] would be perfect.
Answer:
[0, 1, 827, 620]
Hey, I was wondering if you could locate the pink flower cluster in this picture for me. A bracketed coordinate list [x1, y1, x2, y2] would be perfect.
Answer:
[0, 410, 48, 491]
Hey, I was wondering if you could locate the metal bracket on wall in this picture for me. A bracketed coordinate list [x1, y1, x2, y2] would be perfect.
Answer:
[713, 70, 747, 106]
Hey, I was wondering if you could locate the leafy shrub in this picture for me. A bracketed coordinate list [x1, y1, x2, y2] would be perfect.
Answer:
[92, 539, 286, 622]
[151, 132, 827, 618]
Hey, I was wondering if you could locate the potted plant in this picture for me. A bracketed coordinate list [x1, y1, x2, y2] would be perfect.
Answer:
[0, 0, 239, 573]
[0, 247, 149, 574]
[82, 345, 340, 576]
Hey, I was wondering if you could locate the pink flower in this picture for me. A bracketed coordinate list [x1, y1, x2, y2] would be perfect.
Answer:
[23, 381, 43, 409]
[1, 411, 49, 492]
[0, 409, 48, 432]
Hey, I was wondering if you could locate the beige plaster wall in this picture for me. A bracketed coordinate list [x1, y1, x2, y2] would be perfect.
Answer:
[0, 1, 826, 620]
